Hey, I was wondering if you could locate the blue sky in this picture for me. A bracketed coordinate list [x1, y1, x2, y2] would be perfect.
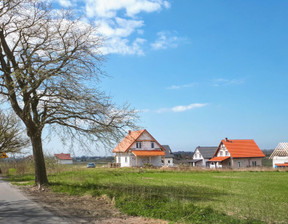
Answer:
[49, 0, 288, 155]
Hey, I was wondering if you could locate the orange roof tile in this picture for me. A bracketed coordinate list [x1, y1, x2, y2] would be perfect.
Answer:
[209, 156, 230, 162]
[54, 153, 72, 160]
[112, 129, 165, 153]
[275, 163, 288, 167]
[112, 129, 146, 153]
[132, 150, 165, 157]
[215, 139, 265, 158]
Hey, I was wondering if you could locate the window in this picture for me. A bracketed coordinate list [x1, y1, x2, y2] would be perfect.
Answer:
[220, 151, 223, 156]
[225, 151, 229, 156]
[252, 161, 257, 167]
[136, 142, 141, 148]
[238, 162, 241, 168]
[151, 142, 154, 148]
[168, 160, 170, 164]
[125, 157, 128, 163]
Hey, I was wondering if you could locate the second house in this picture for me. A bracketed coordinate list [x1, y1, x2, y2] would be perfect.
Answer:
[208, 138, 265, 168]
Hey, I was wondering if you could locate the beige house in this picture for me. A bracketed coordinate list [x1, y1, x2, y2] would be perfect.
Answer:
[208, 138, 265, 168]
[113, 129, 165, 167]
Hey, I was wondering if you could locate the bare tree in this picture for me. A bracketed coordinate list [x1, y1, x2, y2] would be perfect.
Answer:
[0, 110, 29, 154]
[0, 0, 138, 185]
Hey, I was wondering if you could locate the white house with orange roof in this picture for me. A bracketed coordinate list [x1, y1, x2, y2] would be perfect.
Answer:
[112, 129, 166, 167]
[208, 138, 265, 168]
[269, 142, 288, 168]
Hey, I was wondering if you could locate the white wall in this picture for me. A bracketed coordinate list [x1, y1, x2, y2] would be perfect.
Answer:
[116, 153, 131, 167]
[164, 158, 173, 167]
[193, 149, 204, 166]
[130, 132, 161, 150]
[217, 144, 230, 157]
[58, 160, 73, 165]
[115, 153, 163, 167]
[273, 156, 288, 168]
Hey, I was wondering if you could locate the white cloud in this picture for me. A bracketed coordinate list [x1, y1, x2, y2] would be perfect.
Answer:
[97, 18, 144, 38]
[151, 31, 182, 50]
[58, 0, 72, 7]
[211, 78, 244, 87]
[101, 37, 146, 55]
[166, 83, 198, 90]
[156, 103, 207, 113]
[83, 0, 172, 55]
[85, 0, 170, 18]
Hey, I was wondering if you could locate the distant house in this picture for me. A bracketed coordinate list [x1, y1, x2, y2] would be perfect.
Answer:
[269, 143, 288, 168]
[54, 153, 73, 165]
[162, 145, 174, 167]
[190, 146, 218, 167]
[112, 129, 165, 167]
[208, 138, 265, 168]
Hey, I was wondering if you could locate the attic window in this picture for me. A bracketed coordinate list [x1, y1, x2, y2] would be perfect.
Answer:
[151, 142, 154, 148]
[136, 142, 142, 148]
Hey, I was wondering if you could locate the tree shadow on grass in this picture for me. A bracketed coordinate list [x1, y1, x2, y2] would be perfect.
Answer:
[49, 181, 264, 224]
[50, 181, 226, 202]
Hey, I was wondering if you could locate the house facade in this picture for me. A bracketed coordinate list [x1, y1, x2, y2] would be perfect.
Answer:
[208, 138, 265, 168]
[54, 153, 73, 165]
[162, 145, 174, 167]
[269, 142, 288, 168]
[190, 146, 217, 167]
[113, 129, 165, 167]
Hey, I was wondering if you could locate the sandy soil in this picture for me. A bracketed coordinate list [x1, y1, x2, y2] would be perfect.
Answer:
[20, 186, 168, 224]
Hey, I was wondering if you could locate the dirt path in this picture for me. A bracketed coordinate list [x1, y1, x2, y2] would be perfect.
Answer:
[20, 186, 168, 224]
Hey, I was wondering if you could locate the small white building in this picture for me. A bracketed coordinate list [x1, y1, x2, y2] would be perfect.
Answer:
[162, 145, 174, 167]
[54, 153, 73, 165]
[269, 143, 288, 168]
[191, 146, 217, 167]
[113, 129, 165, 167]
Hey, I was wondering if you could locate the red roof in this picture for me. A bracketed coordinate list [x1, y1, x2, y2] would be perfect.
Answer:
[112, 129, 165, 153]
[54, 153, 72, 160]
[214, 139, 265, 158]
[209, 156, 230, 162]
[132, 150, 165, 157]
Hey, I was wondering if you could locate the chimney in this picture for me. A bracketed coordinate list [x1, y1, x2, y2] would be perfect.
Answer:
[128, 130, 131, 134]
[225, 137, 228, 142]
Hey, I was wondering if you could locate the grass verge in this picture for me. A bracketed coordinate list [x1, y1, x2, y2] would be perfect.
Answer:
[9, 168, 288, 224]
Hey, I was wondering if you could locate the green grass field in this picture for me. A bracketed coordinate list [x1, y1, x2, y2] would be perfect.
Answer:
[9, 168, 288, 224]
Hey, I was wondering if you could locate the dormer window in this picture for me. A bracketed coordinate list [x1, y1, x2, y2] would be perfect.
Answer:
[151, 142, 154, 148]
[136, 142, 142, 148]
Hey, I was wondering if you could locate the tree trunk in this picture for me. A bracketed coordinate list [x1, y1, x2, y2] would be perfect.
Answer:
[30, 133, 48, 185]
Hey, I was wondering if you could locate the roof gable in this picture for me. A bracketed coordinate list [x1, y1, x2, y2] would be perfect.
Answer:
[112, 129, 165, 153]
[214, 139, 265, 158]
[162, 145, 174, 158]
[270, 142, 288, 159]
[54, 153, 72, 160]
[196, 146, 218, 159]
